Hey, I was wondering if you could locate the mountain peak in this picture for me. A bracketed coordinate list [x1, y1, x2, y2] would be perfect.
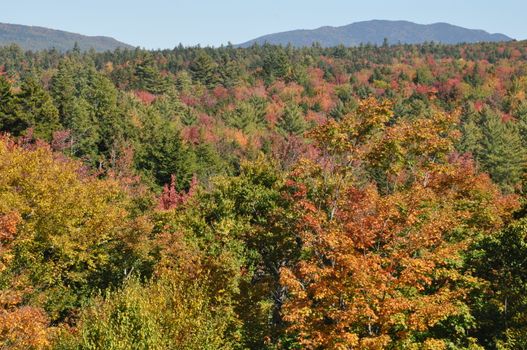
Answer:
[0, 22, 133, 52]
[238, 20, 513, 48]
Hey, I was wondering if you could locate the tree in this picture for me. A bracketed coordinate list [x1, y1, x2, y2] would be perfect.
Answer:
[135, 58, 169, 94]
[277, 103, 306, 136]
[84, 68, 129, 156]
[0, 137, 152, 326]
[57, 275, 237, 350]
[17, 75, 60, 140]
[190, 51, 217, 87]
[279, 99, 516, 349]
[262, 47, 292, 83]
[469, 217, 527, 349]
[225, 97, 267, 132]
[0, 76, 25, 135]
[51, 59, 101, 160]
[477, 109, 525, 192]
[135, 109, 196, 187]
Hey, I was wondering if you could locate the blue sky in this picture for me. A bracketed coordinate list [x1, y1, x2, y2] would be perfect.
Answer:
[2, 0, 526, 48]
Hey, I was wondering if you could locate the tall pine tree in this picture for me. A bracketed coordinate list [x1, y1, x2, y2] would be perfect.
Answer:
[478, 109, 526, 192]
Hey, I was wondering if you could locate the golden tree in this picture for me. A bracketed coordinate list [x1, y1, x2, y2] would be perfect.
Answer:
[280, 99, 517, 349]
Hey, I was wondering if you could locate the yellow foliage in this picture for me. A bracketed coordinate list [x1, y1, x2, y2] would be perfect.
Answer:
[0, 137, 151, 343]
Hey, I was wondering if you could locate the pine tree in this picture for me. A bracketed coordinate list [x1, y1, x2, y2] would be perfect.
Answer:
[458, 103, 483, 156]
[134, 58, 169, 94]
[0, 76, 25, 135]
[262, 47, 292, 83]
[84, 69, 129, 156]
[218, 58, 242, 88]
[68, 97, 100, 160]
[135, 109, 196, 187]
[226, 97, 267, 131]
[478, 110, 526, 192]
[175, 71, 192, 92]
[190, 51, 217, 87]
[277, 103, 306, 136]
[17, 75, 60, 140]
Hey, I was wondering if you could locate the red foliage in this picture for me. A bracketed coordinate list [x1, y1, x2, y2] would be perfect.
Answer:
[474, 100, 485, 112]
[502, 113, 516, 122]
[212, 85, 229, 100]
[134, 90, 157, 105]
[157, 175, 198, 211]
[181, 126, 201, 145]
[51, 130, 72, 152]
[180, 93, 198, 107]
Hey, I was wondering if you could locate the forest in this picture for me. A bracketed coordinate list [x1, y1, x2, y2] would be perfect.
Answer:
[1, 40, 527, 349]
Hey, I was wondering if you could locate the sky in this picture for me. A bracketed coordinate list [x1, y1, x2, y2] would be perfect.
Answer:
[2, 0, 526, 49]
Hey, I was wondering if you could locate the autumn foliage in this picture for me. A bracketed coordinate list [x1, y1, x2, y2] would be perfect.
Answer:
[1, 40, 527, 349]
[279, 99, 517, 349]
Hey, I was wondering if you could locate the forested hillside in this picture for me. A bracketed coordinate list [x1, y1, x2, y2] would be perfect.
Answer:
[0, 23, 133, 52]
[239, 20, 512, 47]
[2, 40, 527, 349]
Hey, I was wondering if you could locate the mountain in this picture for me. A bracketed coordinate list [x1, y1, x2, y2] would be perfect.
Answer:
[0, 22, 134, 52]
[238, 20, 513, 48]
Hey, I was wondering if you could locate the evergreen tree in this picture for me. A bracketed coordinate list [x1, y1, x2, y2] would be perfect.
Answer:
[67, 97, 100, 160]
[218, 58, 242, 88]
[51, 59, 78, 126]
[175, 70, 192, 92]
[134, 58, 169, 94]
[277, 103, 306, 136]
[478, 109, 526, 192]
[180, 107, 198, 126]
[84, 69, 129, 156]
[262, 47, 292, 83]
[135, 109, 196, 187]
[51, 59, 101, 159]
[189, 51, 217, 87]
[469, 216, 527, 348]
[458, 104, 483, 156]
[17, 75, 60, 140]
[0, 76, 25, 135]
[226, 97, 267, 131]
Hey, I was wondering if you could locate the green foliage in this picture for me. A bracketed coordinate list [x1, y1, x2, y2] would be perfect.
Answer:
[0, 76, 25, 135]
[18, 75, 60, 140]
[478, 110, 526, 192]
[414, 66, 434, 85]
[135, 109, 196, 187]
[262, 47, 292, 83]
[134, 58, 169, 94]
[0, 39, 527, 350]
[56, 275, 236, 350]
[225, 97, 267, 131]
[468, 216, 527, 349]
[0, 138, 151, 324]
[277, 103, 306, 136]
[190, 51, 218, 87]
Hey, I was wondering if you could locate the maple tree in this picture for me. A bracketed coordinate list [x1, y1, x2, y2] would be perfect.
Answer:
[279, 99, 517, 349]
[0, 136, 153, 336]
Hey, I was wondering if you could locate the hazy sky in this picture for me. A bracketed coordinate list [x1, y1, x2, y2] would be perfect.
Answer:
[2, 0, 526, 48]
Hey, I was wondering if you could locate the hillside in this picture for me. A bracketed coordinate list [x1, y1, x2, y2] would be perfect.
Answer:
[0, 22, 133, 52]
[239, 20, 513, 47]
[2, 35, 527, 349]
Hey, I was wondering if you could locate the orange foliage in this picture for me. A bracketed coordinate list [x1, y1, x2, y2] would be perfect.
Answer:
[0, 305, 51, 350]
[279, 98, 517, 349]
[1, 212, 51, 349]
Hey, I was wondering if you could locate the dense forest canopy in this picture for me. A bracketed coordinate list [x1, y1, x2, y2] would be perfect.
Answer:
[1, 40, 527, 349]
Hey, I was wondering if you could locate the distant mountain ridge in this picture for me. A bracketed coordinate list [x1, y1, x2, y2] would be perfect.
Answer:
[0, 22, 133, 52]
[238, 20, 513, 48]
